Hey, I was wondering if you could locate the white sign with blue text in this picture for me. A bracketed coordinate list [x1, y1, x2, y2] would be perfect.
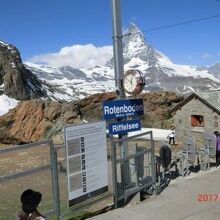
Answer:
[109, 119, 141, 135]
[64, 121, 108, 207]
[102, 99, 144, 120]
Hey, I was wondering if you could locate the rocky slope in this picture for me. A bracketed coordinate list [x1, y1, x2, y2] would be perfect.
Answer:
[0, 41, 47, 100]
[0, 91, 182, 144]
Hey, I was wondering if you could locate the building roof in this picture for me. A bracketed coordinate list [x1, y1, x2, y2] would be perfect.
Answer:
[169, 90, 220, 115]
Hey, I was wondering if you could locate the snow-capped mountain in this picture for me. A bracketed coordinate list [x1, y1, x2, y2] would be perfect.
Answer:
[25, 62, 115, 101]
[24, 23, 220, 100]
[208, 62, 220, 80]
[122, 24, 220, 92]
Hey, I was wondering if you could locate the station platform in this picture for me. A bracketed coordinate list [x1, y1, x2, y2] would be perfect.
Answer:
[88, 167, 220, 220]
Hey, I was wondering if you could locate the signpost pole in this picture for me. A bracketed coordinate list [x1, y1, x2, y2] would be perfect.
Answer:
[111, 0, 125, 98]
[111, 0, 130, 200]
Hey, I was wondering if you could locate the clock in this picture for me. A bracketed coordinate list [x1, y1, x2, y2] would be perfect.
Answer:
[123, 69, 145, 96]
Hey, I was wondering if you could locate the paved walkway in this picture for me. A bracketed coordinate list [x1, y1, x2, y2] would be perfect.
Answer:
[89, 168, 220, 220]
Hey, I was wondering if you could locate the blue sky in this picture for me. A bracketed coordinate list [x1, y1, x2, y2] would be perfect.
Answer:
[0, 0, 220, 67]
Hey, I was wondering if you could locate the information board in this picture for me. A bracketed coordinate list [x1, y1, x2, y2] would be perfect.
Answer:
[64, 121, 108, 206]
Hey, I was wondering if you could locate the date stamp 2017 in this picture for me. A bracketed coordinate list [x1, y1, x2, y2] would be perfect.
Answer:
[197, 194, 220, 202]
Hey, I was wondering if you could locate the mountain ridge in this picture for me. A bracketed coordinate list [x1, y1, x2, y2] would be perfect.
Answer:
[25, 23, 220, 100]
[0, 40, 48, 100]
[1, 23, 220, 102]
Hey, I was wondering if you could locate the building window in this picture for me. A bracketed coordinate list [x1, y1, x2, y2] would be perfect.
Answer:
[191, 115, 204, 127]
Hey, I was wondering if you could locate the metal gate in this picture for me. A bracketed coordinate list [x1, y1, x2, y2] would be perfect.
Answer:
[111, 131, 156, 208]
[0, 140, 60, 220]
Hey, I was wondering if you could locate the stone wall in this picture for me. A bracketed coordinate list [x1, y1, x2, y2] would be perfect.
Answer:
[173, 97, 220, 146]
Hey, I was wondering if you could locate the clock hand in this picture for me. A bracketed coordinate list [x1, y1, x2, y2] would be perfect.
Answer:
[130, 75, 134, 83]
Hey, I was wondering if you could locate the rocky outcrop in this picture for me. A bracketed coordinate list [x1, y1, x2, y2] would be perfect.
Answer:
[0, 91, 183, 145]
[0, 41, 46, 100]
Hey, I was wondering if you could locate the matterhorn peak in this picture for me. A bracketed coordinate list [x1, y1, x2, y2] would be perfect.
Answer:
[123, 22, 146, 48]
[127, 22, 141, 33]
[122, 22, 161, 66]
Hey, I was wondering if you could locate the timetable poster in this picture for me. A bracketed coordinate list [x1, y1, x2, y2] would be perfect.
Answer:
[64, 121, 108, 206]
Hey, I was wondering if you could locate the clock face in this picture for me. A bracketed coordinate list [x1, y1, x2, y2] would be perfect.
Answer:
[123, 69, 145, 96]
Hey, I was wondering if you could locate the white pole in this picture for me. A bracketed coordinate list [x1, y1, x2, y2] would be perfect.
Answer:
[111, 0, 125, 99]
[111, 0, 130, 195]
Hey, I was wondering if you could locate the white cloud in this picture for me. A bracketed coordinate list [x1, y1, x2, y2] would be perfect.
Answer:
[201, 53, 211, 59]
[28, 44, 113, 69]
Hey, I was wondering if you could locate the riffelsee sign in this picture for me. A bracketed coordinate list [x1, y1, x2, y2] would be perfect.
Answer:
[108, 119, 141, 135]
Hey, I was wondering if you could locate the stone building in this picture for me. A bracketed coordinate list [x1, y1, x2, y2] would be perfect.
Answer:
[169, 91, 220, 145]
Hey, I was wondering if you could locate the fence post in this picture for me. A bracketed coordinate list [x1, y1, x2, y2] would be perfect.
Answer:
[111, 138, 118, 209]
[150, 131, 156, 193]
[50, 140, 61, 220]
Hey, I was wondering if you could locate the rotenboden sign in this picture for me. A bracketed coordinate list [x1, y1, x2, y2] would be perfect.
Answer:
[102, 99, 144, 119]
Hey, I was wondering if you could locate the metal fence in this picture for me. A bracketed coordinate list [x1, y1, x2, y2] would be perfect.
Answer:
[55, 144, 113, 220]
[199, 132, 216, 171]
[0, 140, 60, 220]
[110, 131, 156, 208]
[177, 136, 197, 176]
[1, 130, 218, 219]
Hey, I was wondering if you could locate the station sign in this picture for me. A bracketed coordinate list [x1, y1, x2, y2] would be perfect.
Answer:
[102, 99, 144, 119]
[108, 119, 141, 135]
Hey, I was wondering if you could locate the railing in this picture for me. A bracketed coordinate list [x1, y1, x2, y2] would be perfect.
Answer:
[110, 131, 156, 208]
[0, 140, 60, 220]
